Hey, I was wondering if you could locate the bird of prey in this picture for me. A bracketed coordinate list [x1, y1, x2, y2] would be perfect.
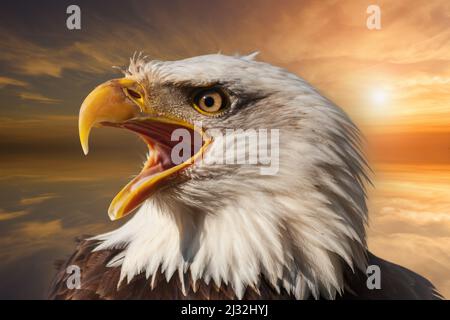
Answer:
[49, 53, 441, 300]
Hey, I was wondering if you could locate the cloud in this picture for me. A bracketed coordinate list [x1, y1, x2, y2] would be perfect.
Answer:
[0, 0, 448, 133]
[17, 219, 64, 239]
[0, 210, 29, 222]
[18, 92, 61, 104]
[0, 115, 77, 128]
[0, 219, 107, 264]
[19, 193, 58, 206]
[0, 76, 28, 88]
[0, 27, 128, 78]
[0, 32, 105, 77]
[368, 164, 450, 298]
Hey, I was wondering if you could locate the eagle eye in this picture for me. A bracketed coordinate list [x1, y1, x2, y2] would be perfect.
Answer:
[193, 88, 228, 114]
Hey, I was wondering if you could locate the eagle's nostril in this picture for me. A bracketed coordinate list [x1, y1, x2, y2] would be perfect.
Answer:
[126, 88, 142, 100]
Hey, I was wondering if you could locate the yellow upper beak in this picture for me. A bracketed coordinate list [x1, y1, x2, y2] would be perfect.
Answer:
[79, 78, 143, 155]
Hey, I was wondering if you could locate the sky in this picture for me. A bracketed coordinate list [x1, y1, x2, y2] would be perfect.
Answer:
[0, 0, 449, 298]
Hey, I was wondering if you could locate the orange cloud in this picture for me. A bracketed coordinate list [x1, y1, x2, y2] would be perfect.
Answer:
[0, 219, 107, 264]
[19, 193, 58, 206]
[18, 92, 61, 104]
[0, 76, 28, 88]
[0, 210, 29, 222]
[368, 164, 450, 298]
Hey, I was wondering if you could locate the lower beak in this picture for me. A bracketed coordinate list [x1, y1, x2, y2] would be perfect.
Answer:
[79, 78, 210, 220]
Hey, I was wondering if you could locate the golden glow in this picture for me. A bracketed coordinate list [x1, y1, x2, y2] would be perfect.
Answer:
[370, 88, 388, 106]
[365, 86, 391, 119]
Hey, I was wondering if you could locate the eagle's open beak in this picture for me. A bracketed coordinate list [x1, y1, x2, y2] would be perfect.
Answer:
[79, 78, 210, 220]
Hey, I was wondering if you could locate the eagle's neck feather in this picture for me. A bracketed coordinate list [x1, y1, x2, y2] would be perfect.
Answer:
[93, 186, 367, 299]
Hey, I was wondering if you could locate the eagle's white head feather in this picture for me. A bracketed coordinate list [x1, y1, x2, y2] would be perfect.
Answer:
[91, 53, 369, 299]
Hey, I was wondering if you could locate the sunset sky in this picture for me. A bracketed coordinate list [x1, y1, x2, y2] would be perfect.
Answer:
[0, 0, 449, 298]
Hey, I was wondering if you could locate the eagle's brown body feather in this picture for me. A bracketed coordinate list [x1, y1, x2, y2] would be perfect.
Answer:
[49, 238, 441, 300]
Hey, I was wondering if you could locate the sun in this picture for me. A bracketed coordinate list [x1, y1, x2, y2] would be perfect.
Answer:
[370, 88, 388, 106]
[366, 86, 392, 119]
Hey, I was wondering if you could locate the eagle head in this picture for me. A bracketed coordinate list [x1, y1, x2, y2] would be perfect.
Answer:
[79, 53, 369, 299]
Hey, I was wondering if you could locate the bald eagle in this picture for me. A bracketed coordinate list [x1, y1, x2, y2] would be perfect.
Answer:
[49, 54, 441, 300]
